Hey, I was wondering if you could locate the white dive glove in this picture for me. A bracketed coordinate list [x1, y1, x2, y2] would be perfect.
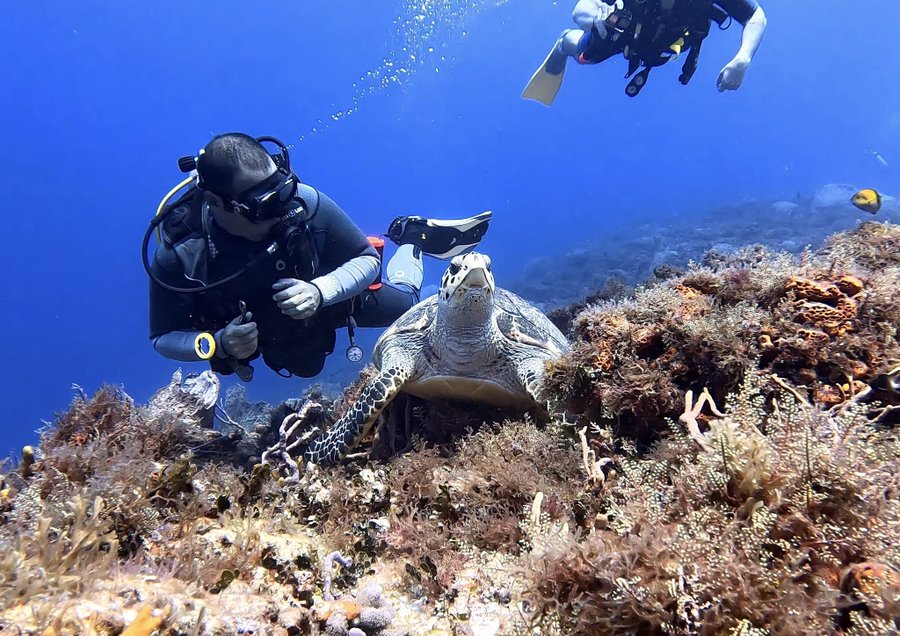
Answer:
[717, 55, 750, 91]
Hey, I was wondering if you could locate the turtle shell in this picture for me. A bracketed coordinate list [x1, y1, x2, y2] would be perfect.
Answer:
[492, 289, 569, 357]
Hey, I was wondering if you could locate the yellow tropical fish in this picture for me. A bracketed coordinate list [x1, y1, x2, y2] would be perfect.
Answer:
[851, 188, 882, 214]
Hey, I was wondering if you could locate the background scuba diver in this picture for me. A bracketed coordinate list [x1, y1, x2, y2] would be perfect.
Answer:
[145, 133, 491, 380]
[522, 0, 767, 105]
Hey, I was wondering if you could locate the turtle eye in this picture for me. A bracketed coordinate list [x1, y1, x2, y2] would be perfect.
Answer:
[483, 256, 492, 271]
[448, 259, 462, 275]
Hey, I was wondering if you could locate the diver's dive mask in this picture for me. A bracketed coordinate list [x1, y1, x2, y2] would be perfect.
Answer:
[222, 167, 299, 223]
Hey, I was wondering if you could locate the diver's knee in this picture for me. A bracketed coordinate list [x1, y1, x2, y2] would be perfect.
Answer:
[385, 244, 424, 290]
[559, 28, 584, 57]
[391, 282, 420, 307]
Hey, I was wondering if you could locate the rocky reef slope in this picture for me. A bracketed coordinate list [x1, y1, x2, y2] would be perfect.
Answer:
[1, 223, 898, 635]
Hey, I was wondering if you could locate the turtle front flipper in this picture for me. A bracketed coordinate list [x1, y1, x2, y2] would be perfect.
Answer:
[516, 358, 550, 405]
[303, 363, 414, 466]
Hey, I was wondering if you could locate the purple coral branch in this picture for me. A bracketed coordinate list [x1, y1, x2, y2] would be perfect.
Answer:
[260, 400, 322, 483]
[322, 551, 353, 601]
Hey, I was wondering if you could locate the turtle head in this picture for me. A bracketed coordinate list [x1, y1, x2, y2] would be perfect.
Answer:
[438, 252, 495, 318]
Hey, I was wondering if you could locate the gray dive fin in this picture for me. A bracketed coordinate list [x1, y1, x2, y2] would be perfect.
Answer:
[522, 42, 566, 107]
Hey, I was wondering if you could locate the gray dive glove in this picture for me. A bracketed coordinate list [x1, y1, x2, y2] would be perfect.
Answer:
[216, 312, 258, 360]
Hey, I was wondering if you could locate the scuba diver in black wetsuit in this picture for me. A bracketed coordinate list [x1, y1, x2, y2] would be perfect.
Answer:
[522, 0, 767, 104]
[143, 132, 491, 380]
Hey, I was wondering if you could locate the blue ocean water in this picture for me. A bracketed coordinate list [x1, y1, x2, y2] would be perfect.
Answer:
[1, 0, 898, 457]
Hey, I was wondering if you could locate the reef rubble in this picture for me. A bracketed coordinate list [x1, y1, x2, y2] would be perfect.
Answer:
[1, 223, 898, 635]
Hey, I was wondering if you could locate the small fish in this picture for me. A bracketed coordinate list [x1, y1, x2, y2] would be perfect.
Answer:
[851, 188, 882, 214]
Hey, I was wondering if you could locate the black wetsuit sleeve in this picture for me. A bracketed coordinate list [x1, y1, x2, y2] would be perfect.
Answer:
[309, 188, 379, 266]
[714, 0, 759, 25]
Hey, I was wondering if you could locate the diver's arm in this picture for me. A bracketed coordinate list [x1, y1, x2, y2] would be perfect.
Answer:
[311, 254, 380, 306]
[306, 187, 380, 306]
[572, 0, 602, 30]
[717, 5, 766, 90]
[152, 331, 211, 362]
[734, 6, 767, 63]
[572, 0, 619, 33]
[152, 324, 254, 362]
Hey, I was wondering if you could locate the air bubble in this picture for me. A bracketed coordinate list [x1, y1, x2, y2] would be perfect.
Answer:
[299, 0, 510, 141]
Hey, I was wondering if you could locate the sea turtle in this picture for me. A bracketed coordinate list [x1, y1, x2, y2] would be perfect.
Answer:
[303, 252, 570, 465]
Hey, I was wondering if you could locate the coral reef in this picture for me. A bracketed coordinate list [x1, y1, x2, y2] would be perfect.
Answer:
[0, 222, 898, 635]
[546, 222, 900, 446]
[313, 552, 399, 636]
[518, 372, 900, 635]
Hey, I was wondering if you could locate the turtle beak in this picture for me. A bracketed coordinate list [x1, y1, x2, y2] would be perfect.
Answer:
[460, 266, 491, 290]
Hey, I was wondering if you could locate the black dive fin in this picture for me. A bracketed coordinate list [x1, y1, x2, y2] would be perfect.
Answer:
[386, 210, 492, 260]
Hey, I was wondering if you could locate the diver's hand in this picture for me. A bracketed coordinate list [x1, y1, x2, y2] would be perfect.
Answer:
[216, 313, 258, 360]
[272, 278, 322, 320]
[593, 0, 623, 38]
[717, 55, 749, 91]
